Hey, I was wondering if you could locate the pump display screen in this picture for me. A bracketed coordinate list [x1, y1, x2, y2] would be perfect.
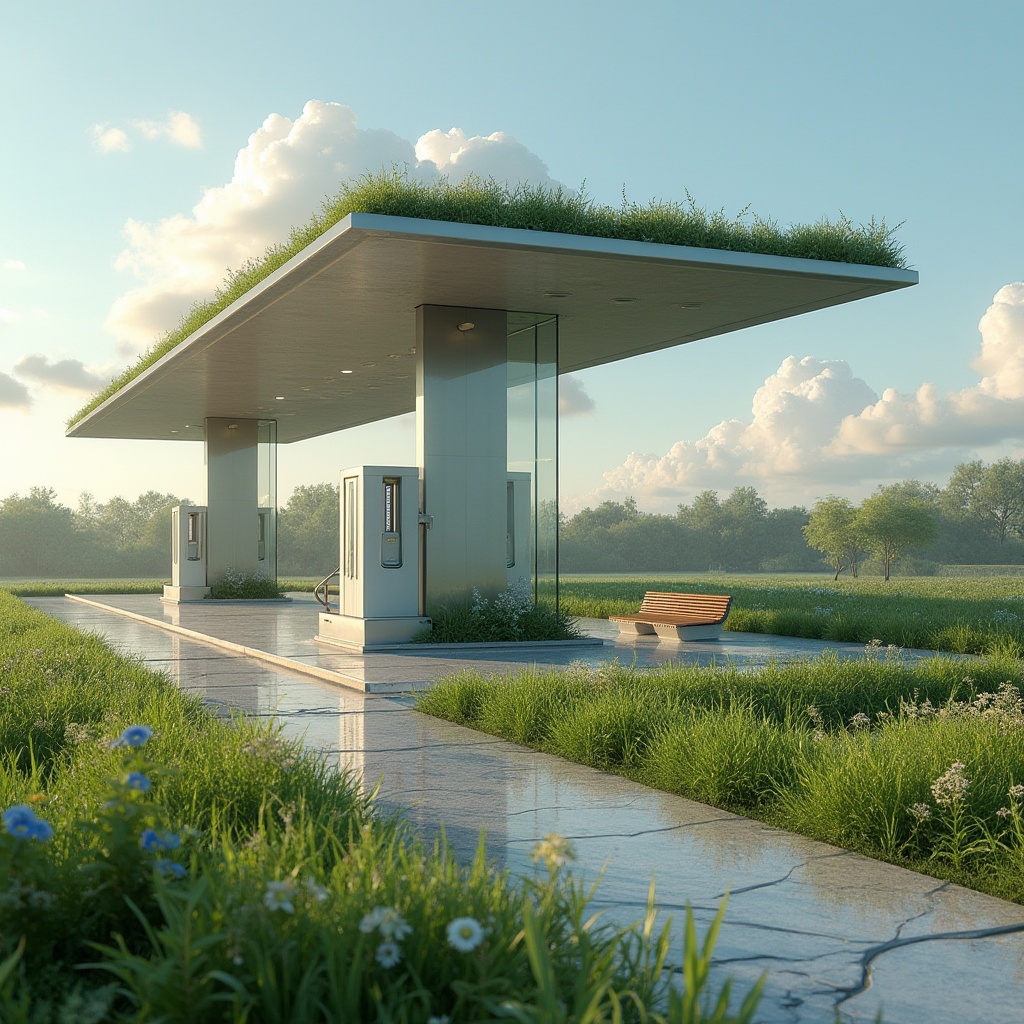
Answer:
[381, 478, 402, 568]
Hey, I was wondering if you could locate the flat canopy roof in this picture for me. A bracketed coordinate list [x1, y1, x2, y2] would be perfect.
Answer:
[69, 213, 917, 443]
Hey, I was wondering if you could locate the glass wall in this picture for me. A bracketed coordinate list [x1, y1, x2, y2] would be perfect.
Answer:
[257, 419, 278, 582]
[506, 314, 558, 610]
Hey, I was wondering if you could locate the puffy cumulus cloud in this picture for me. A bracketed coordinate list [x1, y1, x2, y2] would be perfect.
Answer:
[601, 357, 878, 500]
[416, 128, 558, 186]
[13, 355, 110, 394]
[3, 259, 25, 271]
[0, 372, 31, 409]
[829, 283, 1024, 455]
[133, 110, 202, 149]
[0, 309, 18, 326]
[559, 374, 595, 416]
[590, 284, 1024, 508]
[105, 101, 560, 350]
[92, 124, 131, 152]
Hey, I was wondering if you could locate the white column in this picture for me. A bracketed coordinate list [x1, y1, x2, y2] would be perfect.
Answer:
[205, 417, 259, 582]
[417, 306, 508, 612]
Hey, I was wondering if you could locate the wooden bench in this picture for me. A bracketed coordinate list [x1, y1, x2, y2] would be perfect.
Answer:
[609, 591, 732, 641]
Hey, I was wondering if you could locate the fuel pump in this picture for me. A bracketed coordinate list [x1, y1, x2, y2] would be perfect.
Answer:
[317, 466, 430, 649]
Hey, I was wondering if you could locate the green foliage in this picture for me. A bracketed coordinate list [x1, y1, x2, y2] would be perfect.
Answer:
[70, 169, 907, 428]
[208, 568, 282, 600]
[856, 487, 938, 581]
[414, 578, 581, 643]
[0, 488, 189, 580]
[419, 654, 1024, 903]
[0, 590, 761, 1019]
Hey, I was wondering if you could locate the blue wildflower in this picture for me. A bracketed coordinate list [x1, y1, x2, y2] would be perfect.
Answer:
[139, 828, 181, 852]
[153, 859, 188, 879]
[125, 772, 152, 793]
[111, 725, 154, 749]
[2, 804, 53, 842]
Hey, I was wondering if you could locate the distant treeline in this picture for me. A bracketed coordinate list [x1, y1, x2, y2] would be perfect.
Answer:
[3, 458, 1024, 579]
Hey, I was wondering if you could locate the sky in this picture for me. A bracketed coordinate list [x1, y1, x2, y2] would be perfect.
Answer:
[2, 0, 1024, 517]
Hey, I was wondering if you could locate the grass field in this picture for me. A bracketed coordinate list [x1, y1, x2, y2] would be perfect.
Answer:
[559, 573, 1024, 655]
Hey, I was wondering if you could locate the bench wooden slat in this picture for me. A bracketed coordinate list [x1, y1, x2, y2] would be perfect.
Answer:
[609, 592, 732, 641]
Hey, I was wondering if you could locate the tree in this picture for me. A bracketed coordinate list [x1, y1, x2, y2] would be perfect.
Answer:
[855, 488, 937, 581]
[0, 487, 78, 576]
[942, 460, 986, 520]
[277, 483, 340, 575]
[975, 458, 1024, 543]
[804, 496, 861, 580]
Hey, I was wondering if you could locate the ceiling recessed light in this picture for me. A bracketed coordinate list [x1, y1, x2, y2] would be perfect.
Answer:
[457, 321, 475, 332]
[340, 369, 353, 374]
[275, 396, 285, 401]
[388, 353, 402, 359]
[361, 361, 377, 368]
[611, 297, 637, 304]
[544, 291, 571, 299]
[227, 423, 239, 430]
[679, 301, 704, 310]
[300, 386, 311, 391]
[322, 376, 336, 383]
[170, 429, 179, 434]
[408, 347, 416, 354]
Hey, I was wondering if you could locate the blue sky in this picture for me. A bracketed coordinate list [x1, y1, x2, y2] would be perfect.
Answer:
[2, 0, 1023, 514]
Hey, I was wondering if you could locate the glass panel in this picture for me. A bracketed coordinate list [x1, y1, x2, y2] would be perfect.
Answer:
[506, 313, 559, 612]
[257, 420, 278, 582]
[535, 318, 559, 612]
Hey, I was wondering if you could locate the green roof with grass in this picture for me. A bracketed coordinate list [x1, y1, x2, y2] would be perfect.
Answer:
[71, 169, 908, 428]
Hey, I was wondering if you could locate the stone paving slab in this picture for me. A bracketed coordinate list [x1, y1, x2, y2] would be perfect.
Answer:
[25, 594, 1024, 1024]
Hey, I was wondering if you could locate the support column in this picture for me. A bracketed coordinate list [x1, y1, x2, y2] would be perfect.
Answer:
[205, 417, 260, 583]
[417, 306, 508, 613]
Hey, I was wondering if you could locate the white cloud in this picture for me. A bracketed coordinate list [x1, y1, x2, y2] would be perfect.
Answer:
[590, 283, 1024, 508]
[133, 110, 203, 149]
[13, 355, 110, 393]
[0, 309, 18, 326]
[92, 124, 131, 153]
[104, 101, 560, 350]
[3, 259, 25, 272]
[0, 372, 31, 409]
[559, 374, 595, 416]
[416, 127, 557, 185]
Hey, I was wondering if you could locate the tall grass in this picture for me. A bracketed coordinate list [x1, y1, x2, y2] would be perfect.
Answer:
[419, 653, 1024, 904]
[70, 169, 907, 427]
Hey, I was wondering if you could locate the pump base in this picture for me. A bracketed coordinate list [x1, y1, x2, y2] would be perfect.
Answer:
[316, 612, 431, 650]
[162, 585, 211, 603]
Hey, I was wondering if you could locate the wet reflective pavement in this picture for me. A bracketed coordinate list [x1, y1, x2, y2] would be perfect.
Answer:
[27, 593, 1024, 1024]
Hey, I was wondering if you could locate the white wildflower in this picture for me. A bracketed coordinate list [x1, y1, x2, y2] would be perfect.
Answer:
[375, 940, 402, 968]
[446, 916, 485, 952]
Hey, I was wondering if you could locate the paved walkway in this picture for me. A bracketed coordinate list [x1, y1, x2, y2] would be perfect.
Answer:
[28, 594, 1024, 1024]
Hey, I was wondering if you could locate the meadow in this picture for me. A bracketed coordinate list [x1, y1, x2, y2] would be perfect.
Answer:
[559, 573, 1024, 655]
[0, 589, 760, 1022]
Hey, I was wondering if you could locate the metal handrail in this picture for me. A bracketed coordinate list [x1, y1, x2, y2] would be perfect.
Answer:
[314, 567, 340, 612]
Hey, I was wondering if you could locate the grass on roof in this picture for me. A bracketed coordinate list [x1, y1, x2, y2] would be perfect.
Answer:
[70, 168, 908, 427]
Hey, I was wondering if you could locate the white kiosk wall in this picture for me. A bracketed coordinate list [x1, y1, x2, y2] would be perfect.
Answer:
[166, 504, 210, 602]
[316, 465, 429, 649]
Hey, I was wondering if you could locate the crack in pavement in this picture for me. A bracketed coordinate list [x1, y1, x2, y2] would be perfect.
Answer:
[835, 919, 1024, 1010]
